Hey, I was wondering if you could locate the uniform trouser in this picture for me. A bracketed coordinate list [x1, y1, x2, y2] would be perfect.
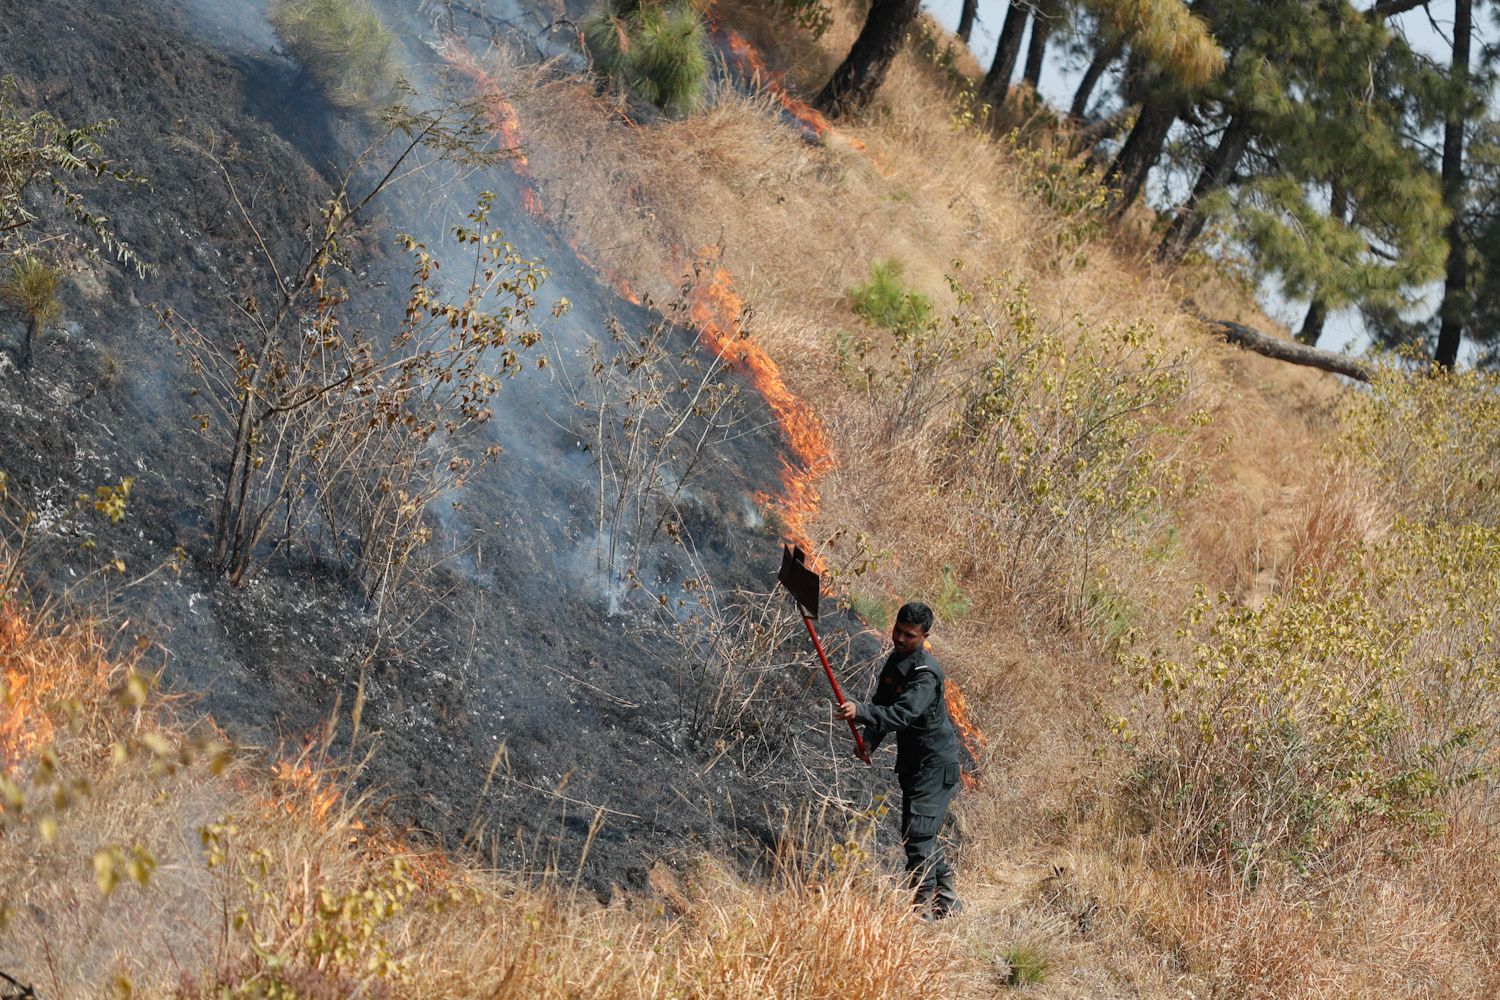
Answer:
[898, 762, 960, 896]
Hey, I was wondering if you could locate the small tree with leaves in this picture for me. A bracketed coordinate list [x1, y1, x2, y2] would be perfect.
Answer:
[158, 94, 551, 611]
[0, 76, 146, 368]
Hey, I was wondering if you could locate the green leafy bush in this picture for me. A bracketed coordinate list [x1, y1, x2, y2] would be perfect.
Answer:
[269, 0, 398, 109]
[583, 0, 709, 116]
[1119, 519, 1500, 872]
[941, 279, 1206, 623]
[848, 259, 931, 332]
[1339, 362, 1500, 527]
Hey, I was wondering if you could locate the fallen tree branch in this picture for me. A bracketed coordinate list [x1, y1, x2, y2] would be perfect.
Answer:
[1205, 318, 1373, 383]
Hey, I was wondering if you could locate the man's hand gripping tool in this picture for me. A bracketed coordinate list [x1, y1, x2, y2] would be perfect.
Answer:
[777, 545, 870, 762]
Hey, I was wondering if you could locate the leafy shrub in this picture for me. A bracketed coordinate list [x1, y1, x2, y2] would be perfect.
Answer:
[940, 279, 1206, 624]
[1339, 362, 1500, 527]
[1007, 137, 1108, 271]
[1119, 519, 1500, 873]
[0, 76, 144, 368]
[848, 259, 931, 332]
[269, 0, 398, 109]
[583, 0, 709, 116]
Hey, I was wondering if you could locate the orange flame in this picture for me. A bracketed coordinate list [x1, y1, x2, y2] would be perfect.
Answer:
[0, 605, 57, 768]
[716, 26, 833, 140]
[273, 753, 342, 824]
[944, 679, 987, 788]
[683, 254, 834, 554]
[438, 40, 836, 558]
[713, 25, 879, 164]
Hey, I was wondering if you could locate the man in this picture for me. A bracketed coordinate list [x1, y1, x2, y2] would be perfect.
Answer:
[836, 601, 962, 919]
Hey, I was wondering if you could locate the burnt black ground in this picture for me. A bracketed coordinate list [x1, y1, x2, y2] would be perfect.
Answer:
[0, 0, 919, 892]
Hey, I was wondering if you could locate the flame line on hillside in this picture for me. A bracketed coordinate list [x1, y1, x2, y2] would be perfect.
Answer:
[440, 36, 987, 773]
[440, 36, 832, 556]
[709, 23, 890, 174]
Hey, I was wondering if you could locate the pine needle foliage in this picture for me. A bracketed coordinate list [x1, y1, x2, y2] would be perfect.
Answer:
[1084, 0, 1221, 88]
[0, 256, 60, 331]
[583, 0, 709, 116]
[269, 0, 398, 110]
[848, 258, 931, 332]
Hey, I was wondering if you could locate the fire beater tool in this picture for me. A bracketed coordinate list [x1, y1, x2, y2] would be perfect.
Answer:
[777, 544, 870, 762]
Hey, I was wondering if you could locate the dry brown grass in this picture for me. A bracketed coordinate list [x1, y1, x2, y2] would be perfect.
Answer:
[0, 570, 962, 999]
[8, 4, 1483, 996]
[446, 7, 1500, 996]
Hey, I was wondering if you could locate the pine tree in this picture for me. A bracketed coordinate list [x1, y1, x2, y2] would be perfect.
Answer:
[813, 0, 922, 116]
[1149, 0, 1448, 335]
[1435, 0, 1475, 367]
[957, 0, 979, 43]
[1080, 0, 1219, 214]
[981, 0, 1031, 105]
[1023, 0, 1064, 90]
[1465, 121, 1500, 363]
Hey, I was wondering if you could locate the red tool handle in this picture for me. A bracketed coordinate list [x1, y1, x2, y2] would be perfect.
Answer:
[800, 613, 870, 761]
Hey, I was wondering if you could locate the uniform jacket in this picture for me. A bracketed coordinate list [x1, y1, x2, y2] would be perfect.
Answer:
[855, 645, 960, 774]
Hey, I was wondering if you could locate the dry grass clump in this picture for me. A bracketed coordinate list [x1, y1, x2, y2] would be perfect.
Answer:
[0, 561, 959, 999]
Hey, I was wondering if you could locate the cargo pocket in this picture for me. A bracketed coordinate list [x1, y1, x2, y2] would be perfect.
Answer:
[907, 809, 945, 839]
[903, 767, 956, 840]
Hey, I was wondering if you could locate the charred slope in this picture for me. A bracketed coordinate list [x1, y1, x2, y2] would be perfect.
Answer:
[0, 0, 903, 890]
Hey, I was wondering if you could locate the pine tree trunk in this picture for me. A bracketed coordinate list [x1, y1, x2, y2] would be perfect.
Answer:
[1297, 298, 1328, 346]
[18, 315, 37, 370]
[1022, 0, 1056, 90]
[956, 0, 978, 43]
[981, 0, 1030, 105]
[813, 0, 923, 117]
[1296, 185, 1347, 346]
[1156, 114, 1253, 261]
[1070, 37, 1121, 119]
[1435, 0, 1472, 369]
[1103, 102, 1177, 217]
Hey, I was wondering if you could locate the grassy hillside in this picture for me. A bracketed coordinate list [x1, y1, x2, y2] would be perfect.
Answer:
[5, 0, 1500, 996]
[417, 2, 1500, 994]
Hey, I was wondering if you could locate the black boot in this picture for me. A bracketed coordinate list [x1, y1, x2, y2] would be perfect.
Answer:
[932, 870, 962, 919]
[911, 881, 938, 922]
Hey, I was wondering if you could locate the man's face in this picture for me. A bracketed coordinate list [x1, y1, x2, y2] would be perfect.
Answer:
[892, 619, 928, 657]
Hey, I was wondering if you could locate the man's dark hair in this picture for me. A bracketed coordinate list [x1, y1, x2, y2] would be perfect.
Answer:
[896, 602, 934, 632]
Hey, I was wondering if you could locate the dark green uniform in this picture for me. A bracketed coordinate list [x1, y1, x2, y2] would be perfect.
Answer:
[855, 646, 961, 911]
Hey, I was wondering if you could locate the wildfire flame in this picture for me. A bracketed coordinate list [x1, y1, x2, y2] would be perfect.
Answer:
[438, 35, 986, 769]
[273, 753, 343, 824]
[1, 606, 55, 767]
[713, 25, 833, 140]
[944, 679, 987, 788]
[711, 24, 883, 167]
[439, 39, 835, 555]
[682, 254, 834, 552]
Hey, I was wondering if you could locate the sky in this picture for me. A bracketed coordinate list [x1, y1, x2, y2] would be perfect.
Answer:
[920, 0, 1496, 358]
